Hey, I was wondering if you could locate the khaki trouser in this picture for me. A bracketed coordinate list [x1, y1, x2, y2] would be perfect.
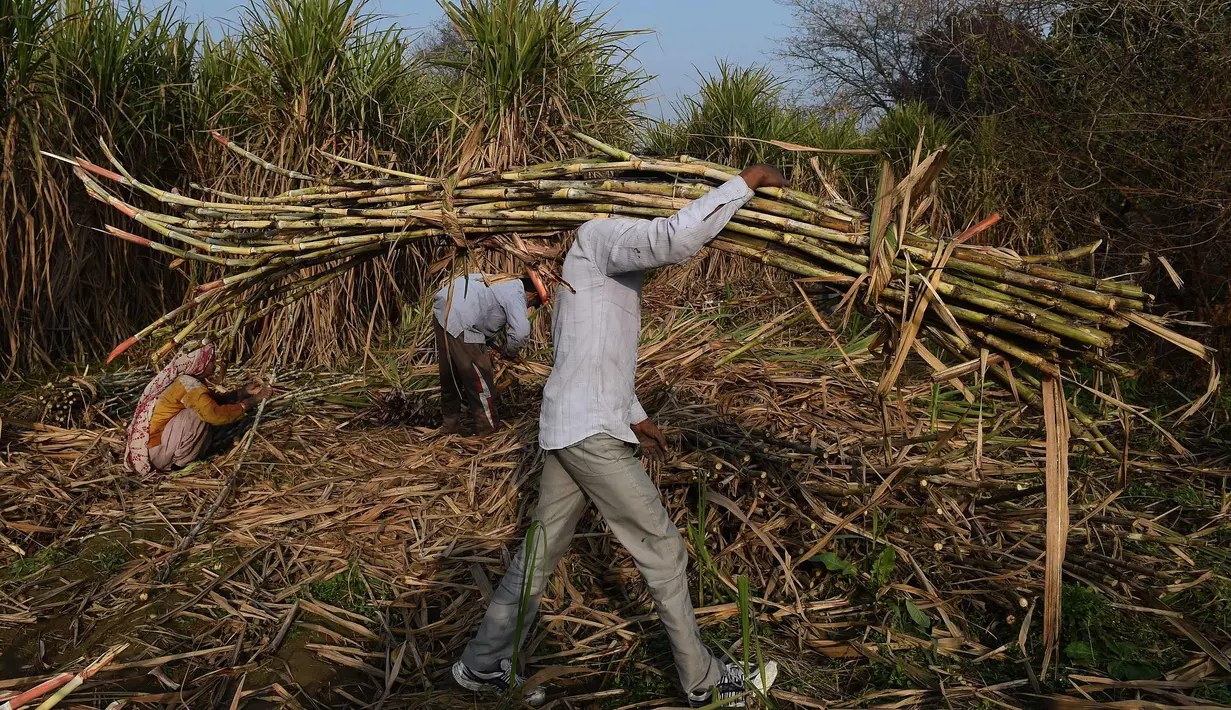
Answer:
[462, 434, 723, 693]
[435, 322, 499, 435]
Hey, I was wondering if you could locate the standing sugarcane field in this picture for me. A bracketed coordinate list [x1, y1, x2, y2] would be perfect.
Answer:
[3, 0, 1231, 708]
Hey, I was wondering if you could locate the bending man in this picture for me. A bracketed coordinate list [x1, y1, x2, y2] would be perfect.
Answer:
[434, 272, 542, 435]
[453, 165, 789, 706]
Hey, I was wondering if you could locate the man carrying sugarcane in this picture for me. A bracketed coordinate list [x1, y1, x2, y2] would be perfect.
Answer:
[453, 164, 790, 706]
[434, 271, 546, 436]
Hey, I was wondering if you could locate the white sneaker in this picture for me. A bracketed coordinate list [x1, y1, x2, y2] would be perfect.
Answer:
[687, 660, 778, 708]
[452, 658, 547, 706]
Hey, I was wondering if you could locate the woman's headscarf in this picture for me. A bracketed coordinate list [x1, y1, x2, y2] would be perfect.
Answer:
[124, 344, 216, 475]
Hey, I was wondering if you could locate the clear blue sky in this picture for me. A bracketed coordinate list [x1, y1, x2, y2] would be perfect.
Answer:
[174, 0, 799, 117]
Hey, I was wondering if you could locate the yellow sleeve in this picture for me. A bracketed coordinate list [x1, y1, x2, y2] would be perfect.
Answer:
[181, 384, 246, 426]
[148, 379, 189, 447]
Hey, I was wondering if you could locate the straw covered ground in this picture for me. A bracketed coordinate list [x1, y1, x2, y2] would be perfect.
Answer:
[2, 278, 1230, 709]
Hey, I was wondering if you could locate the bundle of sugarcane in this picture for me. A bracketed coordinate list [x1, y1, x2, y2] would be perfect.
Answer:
[55, 132, 1213, 401]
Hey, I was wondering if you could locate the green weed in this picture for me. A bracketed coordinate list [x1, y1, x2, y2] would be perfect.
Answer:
[1195, 680, 1231, 704]
[865, 657, 914, 689]
[599, 634, 676, 707]
[1126, 481, 1214, 509]
[1057, 584, 1179, 681]
[91, 540, 132, 574]
[870, 546, 897, 588]
[1166, 578, 1231, 629]
[305, 560, 390, 618]
[511, 519, 543, 676]
[691, 469, 727, 605]
[1171, 484, 1208, 508]
[8, 545, 68, 578]
[1061, 584, 1108, 639]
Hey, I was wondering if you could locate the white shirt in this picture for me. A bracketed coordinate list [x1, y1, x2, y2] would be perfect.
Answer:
[539, 176, 755, 450]
[432, 274, 531, 356]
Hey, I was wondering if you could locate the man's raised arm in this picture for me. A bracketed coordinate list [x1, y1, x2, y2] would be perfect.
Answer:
[596, 165, 790, 276]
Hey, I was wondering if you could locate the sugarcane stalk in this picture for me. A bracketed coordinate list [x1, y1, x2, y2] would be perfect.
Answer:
[213, 131, 363, 186]
[570, 129, 635, 160]
[100, 226, 242, 266]
[570, 130, 852, 220]
[238, 257, 381, 326]
[1020, 240, 1103, 264]
[157, 299, 232, 359]
[670, 153, 835, 215]
[711, 236, 852, 282]
[945, 245, 1145, 302]
[900, 241, 1142, 312]
[934, 276, 1114, 349]
[191, 182, 339, 204]
[70, 131, 1189, 401]
[1016, 261, 1144, 299]
[0, 673, 73, 710]
[927, 326, 1116, 454]
[317, 149, 440, 183]
[1076, 351, 1138, 379]
[964, 273, 1130, 330]
[880, 286, 1061, 349]
[106, 288, 228, 363]
[530, 178, 858, 231]
[759, 232, 1114, 350]
[926, 327, 1112, 455]
[32, 644, 126, 710]
[182, 253, 381, 344]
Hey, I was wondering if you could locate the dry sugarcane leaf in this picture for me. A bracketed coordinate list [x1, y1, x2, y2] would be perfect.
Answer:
[866, 159, 898, 301]
[876, 237, 949, 398]
[1041, 375, 1070, 678]
[1166, 618, 1231, 676]
[727, 135, 883, 155]
[1156, 255, 1184, 290]
[808, 156, 844, 203]
[912, 341, 976, 404]
[795, 281, 873, 388]
[914, 276, 969, 347]
[1068, 377, 1189, 456]
[5, 344, 1228, 709]
[521, 665, 591, 692]
[890, 148, 947, 232]
[1039, 697, 1231, 709]
[1020, 240, 1103, 264]
[1119, 312, 1219, 423]
[875, 215, 1000, 398]
[771, 689, 831, 709]
[930, 353, 1006, 383]
[705, 490, 797, 599]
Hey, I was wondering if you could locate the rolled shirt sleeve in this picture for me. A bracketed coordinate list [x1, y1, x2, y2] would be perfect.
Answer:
[629, 397, 648, 426]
